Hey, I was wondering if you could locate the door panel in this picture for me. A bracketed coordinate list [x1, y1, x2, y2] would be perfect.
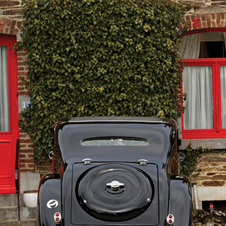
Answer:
[0, 141, 12, 177]
[0, 35, 18, 194]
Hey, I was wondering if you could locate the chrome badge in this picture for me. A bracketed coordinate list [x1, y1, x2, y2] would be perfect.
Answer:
[47, 199, 58, 209]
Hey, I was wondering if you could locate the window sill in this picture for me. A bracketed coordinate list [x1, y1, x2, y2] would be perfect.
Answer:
[180, 138, 226, 150]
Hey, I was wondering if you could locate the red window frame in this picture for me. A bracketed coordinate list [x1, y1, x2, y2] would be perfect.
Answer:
[181, 29, 226, 139]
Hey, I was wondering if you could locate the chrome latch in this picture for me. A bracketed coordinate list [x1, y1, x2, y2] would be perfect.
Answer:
[106, 180, 125, 191]
[47, 199, 59, 209]
[82, 158, 92, 165]
[138, 159, 148, 166]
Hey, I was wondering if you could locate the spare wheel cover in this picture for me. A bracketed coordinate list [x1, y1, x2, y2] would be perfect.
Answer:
[76, 163, 154, 221]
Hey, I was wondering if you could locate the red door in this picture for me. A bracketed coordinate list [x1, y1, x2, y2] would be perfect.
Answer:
[0, 35, 18, 194]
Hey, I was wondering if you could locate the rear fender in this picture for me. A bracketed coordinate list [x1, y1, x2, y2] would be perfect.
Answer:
[38, 174, 62, 226]
[169, 175, 192, 226]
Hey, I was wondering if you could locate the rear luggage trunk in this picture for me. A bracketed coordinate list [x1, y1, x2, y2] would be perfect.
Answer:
[70, 162, 160, 225]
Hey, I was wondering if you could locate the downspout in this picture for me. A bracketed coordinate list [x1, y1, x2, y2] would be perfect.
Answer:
[193, 183, 199, 210]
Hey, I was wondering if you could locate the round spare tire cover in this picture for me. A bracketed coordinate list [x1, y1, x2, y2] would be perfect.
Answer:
[76, 163, 154, 221]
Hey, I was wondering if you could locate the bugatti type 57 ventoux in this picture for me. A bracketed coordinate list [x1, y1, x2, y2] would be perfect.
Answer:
[38, 117, 192, 226]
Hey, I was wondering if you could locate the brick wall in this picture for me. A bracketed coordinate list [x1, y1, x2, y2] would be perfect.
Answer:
[179, 0, 226, 191]
[0, 0, 35, 173]
[18, 49, 35, 173]
[180, 0, 226, 30]
[17, 49, 34, 173]
[17, 50, 29, 96]
[19, 129, 34, 172]
[179, 1, 226, 30]
[1, 0, 226, 176]
[179, 12, 226, 30]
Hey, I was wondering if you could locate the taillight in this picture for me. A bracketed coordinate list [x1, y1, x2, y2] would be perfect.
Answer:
[54, 212, 62, 224]
[166, 214, 174, 225]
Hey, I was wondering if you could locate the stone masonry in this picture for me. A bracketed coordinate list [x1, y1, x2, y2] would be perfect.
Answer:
[178, 0, 226, 209]
[0, 0, 23, 20]
[190, 153, 226, 187]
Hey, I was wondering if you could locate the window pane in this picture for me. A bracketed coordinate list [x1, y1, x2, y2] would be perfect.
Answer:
[81, 137, 150, 146]
[183, 66, 213, 129]
[0, 46, 9, 132]
[181, 32, 226, 59]
[220, 66, 226, 128]
[200, 41, 226, 58]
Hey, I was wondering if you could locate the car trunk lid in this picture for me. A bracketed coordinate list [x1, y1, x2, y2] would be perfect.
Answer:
[70, 162, 159, 225]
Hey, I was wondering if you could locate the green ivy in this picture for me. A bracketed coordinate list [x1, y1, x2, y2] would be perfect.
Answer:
[16, 0, 191, 162]
[180, 145, 214, 177]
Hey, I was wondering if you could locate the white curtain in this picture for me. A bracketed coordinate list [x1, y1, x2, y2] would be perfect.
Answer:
[183, 66, 213, 129]
[0, 46, 9, 131]
[180, 33, 201, 59]
[221, 34, 226, 128]
[181, 34, 213, 129]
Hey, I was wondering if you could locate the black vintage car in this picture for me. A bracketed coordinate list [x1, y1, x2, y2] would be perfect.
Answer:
[38, 117, 192, 226]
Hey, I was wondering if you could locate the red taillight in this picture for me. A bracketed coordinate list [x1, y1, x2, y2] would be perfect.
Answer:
[54, 212, 62, 224]
[166, 214, 174, 225]
[209, 202, 214, 210]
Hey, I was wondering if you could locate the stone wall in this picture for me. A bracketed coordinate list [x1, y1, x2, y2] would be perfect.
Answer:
[182, 0, 226, 12]
[187, 153, 226, 209]
[190, 153, 226, 187]
[177, 0, 226, 208]
[2, 0, 226, 180]
[0, 0, 23, 20]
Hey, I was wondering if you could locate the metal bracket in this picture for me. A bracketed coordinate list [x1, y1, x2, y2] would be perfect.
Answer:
[47, 199, 58, 209]
[138, 159, 148, 166]
[49, 151, 53, 160]
[82, 158, 92, 165]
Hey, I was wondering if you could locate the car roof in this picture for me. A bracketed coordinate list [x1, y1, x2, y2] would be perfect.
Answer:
[66, 117, 177, 128]
[68, 116, 163, 123]
[55, 117, 177, 163]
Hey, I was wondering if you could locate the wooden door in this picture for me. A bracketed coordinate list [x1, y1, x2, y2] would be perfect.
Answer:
[0, 35, 18, 194]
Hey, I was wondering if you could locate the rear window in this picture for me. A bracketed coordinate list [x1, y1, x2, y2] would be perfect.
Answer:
[80, 137, 150, 146]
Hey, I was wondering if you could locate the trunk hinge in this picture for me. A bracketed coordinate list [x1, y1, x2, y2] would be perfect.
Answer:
[138, 159, 148, 166]
[82, 158, 92, 165]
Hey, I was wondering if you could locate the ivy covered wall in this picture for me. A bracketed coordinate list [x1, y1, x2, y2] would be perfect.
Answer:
[17, 0, 190, 162]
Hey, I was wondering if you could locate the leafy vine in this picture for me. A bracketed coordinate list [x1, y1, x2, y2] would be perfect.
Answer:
[180, 144, 215, 177]
[15, 0, 191, 162]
